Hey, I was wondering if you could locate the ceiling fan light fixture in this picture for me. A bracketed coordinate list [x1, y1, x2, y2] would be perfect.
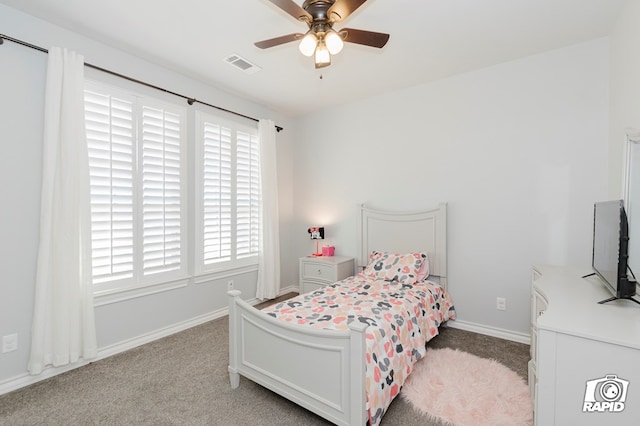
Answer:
[315, 40, 331, 68]
[325, 30, 344, 55]
[299, 32, 317, 57]
[314, 41, 331, 68]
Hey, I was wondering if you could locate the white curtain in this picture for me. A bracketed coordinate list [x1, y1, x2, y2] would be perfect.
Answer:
[28, 47, 97, 375]
[256, 119, 281, 300]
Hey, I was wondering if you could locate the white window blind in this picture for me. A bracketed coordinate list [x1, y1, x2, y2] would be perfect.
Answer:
[202, 122, 232, 264]
[85, 89, 135, 284]
[196, 112, 261, 273]
[236, 131, 261, 259]
[85, 82, 186, 290]
[141, 106, 183, 276]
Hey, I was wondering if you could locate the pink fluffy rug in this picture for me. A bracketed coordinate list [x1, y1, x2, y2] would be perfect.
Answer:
[401, 348, 533, 426]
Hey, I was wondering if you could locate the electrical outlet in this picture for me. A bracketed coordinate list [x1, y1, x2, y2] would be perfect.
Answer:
[496, 297, 506, 311]
[227, 280, 234, 290]
[2, 333, 18, 353]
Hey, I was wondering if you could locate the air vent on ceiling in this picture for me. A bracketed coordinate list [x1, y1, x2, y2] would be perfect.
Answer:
[223, 54, 261, 75]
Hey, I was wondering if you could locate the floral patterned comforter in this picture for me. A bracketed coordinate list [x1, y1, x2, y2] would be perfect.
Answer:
[261, 273, 456, 425]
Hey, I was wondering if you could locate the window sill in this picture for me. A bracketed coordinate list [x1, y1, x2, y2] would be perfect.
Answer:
[94, 277, 190, 307]
[193, 264, 258, 284]
[93, 264, 259, 306]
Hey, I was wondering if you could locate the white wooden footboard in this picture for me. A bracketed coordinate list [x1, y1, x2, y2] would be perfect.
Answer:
[228, 290, 368, 426]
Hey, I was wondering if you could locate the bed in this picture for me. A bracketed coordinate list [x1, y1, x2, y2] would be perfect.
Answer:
[227, 203, 455, 425]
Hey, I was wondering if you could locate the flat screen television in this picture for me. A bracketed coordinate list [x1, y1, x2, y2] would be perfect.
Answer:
[588, 200, 639, 305]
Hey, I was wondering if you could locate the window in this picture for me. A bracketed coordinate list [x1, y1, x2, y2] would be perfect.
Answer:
[195, 111, 261, 273]
[84, 82, 187, 293]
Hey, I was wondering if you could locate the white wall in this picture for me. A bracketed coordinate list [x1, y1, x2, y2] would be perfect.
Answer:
[609, 0, 640, 274]
[0, 4, 296, 389]
[292, 39, 610, 337]
[609, 0, 640, 196]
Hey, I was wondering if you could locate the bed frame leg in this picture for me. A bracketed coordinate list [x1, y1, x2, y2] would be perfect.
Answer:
[349, 321, 369, 425]
[228, 289, 243, 390]
[229, 368, 240, 389]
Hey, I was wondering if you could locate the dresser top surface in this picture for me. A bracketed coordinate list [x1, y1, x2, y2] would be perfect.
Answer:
[533, 265, 640, 349]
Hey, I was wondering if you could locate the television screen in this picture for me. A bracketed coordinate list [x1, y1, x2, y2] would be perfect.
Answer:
[590, 199, 640, 307]
[592, 200, 624, 295]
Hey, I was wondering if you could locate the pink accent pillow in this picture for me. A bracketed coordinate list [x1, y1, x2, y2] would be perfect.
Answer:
[362, 251, 427, 284]
[416, 254, 430, 281]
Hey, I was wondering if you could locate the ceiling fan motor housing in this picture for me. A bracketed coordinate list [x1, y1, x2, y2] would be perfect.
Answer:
[302, 0, 338, 22]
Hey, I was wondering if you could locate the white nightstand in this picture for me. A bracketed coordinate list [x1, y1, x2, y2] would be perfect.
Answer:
[299, 256, 355, 293]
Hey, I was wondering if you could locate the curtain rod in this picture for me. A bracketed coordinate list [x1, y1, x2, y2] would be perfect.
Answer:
[0, 33, 283, 132]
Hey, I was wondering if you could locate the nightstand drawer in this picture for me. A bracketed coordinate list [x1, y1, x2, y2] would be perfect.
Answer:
[302, 262, 335, 282]
[299, 256, 355, 294]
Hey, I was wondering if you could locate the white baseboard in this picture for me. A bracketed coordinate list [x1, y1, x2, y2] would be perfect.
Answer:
[97, 308, 230, 360]
[0, 289, 297, 396]
[0, 307, 232, 396]
[446, 319, 531, 345]
[278, 285, 300, 295]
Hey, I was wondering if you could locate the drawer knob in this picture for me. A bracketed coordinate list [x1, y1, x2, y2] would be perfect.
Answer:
[317, 269, 322, 275]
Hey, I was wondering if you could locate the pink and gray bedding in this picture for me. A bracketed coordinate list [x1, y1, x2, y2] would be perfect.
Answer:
[262, 273, 456, 425]
[361, 251, 427, 284]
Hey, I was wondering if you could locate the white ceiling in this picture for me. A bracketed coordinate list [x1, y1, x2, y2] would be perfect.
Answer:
[0, 0, 628, 117]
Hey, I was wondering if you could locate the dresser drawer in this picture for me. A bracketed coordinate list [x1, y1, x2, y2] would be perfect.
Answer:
[302, 262, 336, 283]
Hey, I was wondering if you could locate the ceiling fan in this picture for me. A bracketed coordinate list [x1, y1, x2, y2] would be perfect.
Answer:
[255, 0, 390, 68]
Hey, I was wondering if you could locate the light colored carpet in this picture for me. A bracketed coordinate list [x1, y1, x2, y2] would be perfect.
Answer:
[0, 299, 530, 425]
[402, 348, 533, 426]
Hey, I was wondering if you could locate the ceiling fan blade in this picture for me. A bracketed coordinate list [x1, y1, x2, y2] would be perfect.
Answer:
[255, 33, 304, 49]
[328, 0, 368, 23]
[267, 0, 312, 22]
[340, 28, 389, 48]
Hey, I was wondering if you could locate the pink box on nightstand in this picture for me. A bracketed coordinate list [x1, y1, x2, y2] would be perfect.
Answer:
[322, 245, 335, 256]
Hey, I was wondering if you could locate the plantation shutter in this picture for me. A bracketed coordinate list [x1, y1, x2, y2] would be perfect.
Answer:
[85, 90, 135, 284]
[141, 106, 183, 275]
[236, 131, 261, 259]
[202, 122, 232, 264]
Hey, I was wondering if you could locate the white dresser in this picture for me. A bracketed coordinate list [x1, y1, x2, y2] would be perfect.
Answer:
[530, 265, 640, 425]
[299, 256, 354, 293]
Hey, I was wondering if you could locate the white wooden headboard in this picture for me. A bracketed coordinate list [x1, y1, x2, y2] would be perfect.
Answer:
[358, 203, 448, 289]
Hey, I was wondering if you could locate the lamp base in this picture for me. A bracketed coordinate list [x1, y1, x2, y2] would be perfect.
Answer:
[312, 239, 323, 257]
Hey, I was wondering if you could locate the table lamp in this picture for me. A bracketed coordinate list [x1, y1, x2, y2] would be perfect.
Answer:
[308, 226, 325, 256]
